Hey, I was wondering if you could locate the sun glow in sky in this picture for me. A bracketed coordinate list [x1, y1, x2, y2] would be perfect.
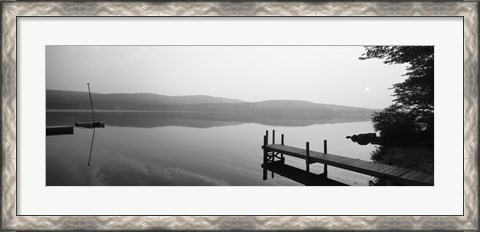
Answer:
[46, 46, 408, 109]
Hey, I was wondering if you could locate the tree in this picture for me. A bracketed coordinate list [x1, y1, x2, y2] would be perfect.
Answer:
[360, 46, 434, 145]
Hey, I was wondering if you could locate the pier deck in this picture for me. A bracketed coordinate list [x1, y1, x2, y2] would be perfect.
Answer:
[263, 143, 433, 186]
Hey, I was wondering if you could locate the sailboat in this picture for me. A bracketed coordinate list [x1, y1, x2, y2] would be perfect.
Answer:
[75, 83, 105, 128]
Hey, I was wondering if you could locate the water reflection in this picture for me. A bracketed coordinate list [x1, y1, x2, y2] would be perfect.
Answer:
[46, 111, 376, 186]
[47, 110, 370, 128]
[87, 128, 96, 166]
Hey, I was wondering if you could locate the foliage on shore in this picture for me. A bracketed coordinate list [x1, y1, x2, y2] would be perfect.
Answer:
[360, 46, 434, 147]
[360, 46, 434, 185]
[368, 145, 434, 186]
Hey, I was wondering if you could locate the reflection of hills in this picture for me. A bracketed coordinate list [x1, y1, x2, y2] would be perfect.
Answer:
[47, 110, 370, 128]
[46, 90, 376, 128]
[47, 111, 241, 128]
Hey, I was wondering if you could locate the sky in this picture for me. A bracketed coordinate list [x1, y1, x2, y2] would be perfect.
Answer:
[46, 46, 408, 109]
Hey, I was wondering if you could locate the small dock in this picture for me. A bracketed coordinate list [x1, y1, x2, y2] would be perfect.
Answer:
[75, 121, 105, 128]
[261, 130, 433, 186]
[46, 126, 74, 136]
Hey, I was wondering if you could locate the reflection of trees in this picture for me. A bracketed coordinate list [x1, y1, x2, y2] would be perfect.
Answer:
[368, 145, 434, 186]
[369, 146, 396, 186]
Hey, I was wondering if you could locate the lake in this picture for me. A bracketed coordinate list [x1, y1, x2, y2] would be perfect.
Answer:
[46, 111, 377, 186]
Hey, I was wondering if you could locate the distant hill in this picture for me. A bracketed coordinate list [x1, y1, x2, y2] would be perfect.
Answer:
[46, 90, 376, 119]
[46, 90, 244, 110]
[251, 100, 371, 112]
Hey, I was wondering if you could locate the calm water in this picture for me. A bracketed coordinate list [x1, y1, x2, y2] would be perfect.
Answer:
[46, 111, 377, 186]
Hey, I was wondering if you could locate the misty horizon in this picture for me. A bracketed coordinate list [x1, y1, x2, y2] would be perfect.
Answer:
[46, 88, 381, 110]
[46, 46, 408, 109]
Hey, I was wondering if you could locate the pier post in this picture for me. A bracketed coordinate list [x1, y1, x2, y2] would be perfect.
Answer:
[324, 140, 327, 153]
[306, 142, 310, 173]
[263, 135, 268, 162]
[263, 135, 268, 180]
[324, 140, 328, 176]
[270, 130, 275, 178]
[272, 130, 275, 144]
[280, 134, 285, 163]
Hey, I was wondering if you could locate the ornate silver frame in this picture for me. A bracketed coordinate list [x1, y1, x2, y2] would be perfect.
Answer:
[1, 2, 478, 230]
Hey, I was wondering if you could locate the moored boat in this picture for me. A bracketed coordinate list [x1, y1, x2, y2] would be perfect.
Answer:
[74, 83, 105, 128]
[75, 121, 105, 128]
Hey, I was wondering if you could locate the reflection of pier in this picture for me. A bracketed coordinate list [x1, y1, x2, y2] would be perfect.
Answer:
[261, 130, 434, 186]
[262, 161, 347, 186]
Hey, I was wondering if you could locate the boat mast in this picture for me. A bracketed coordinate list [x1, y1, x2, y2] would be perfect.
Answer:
[87, 83, 96, 122]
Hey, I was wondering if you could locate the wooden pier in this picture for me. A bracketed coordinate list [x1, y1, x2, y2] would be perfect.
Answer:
[261, 130, 433, 186]
[46, 126, 74, 136]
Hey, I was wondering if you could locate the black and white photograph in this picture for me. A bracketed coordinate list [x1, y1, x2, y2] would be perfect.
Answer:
[46, 45, 434, 186]
[2, 1, 475, 230]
